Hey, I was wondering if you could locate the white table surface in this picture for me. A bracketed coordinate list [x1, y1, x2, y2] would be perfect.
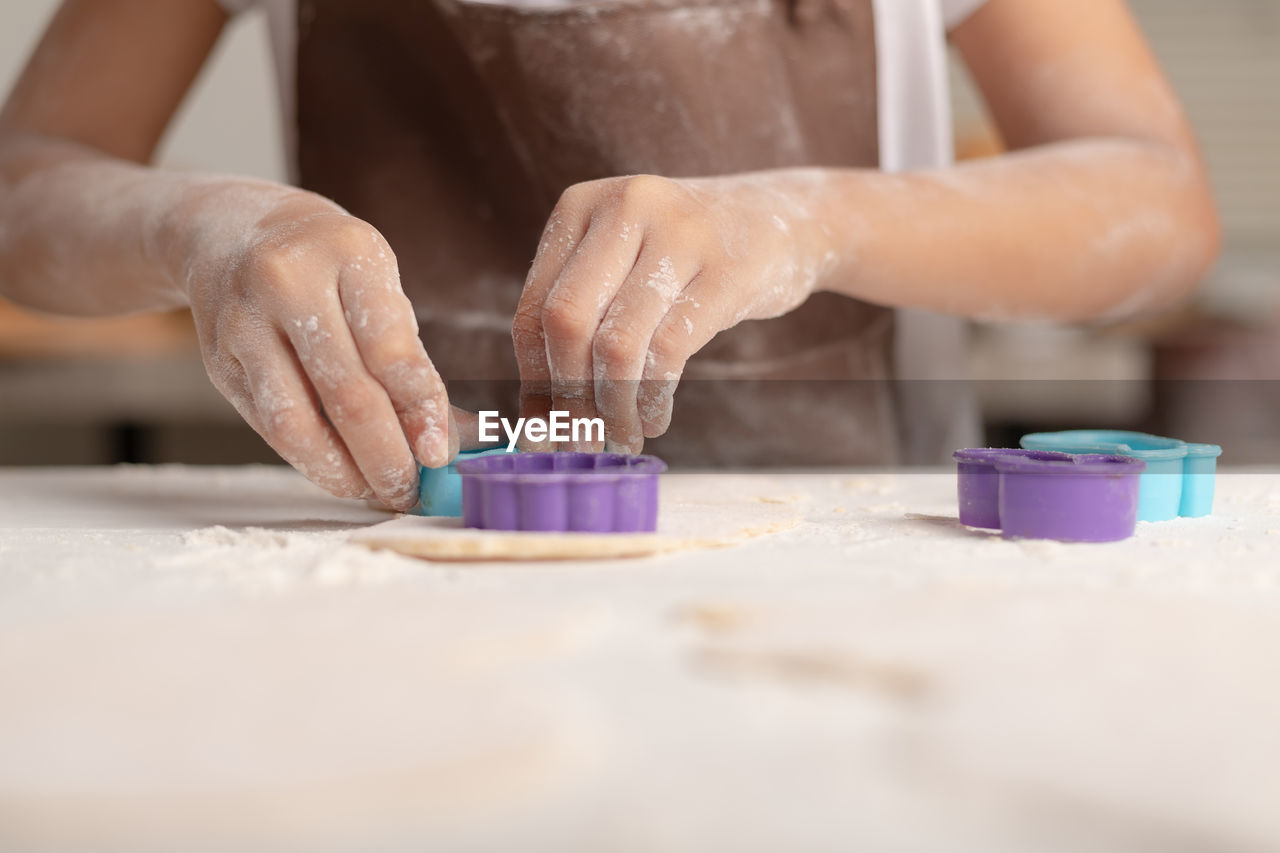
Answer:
[2, 464, 1279, 853]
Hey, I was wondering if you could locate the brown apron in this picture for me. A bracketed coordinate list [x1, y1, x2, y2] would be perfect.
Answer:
[296, 0, 901, 466]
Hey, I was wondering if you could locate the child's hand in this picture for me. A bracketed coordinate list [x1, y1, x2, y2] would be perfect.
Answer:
[180, 185, 458, 510]
[512, 173, 830, 453]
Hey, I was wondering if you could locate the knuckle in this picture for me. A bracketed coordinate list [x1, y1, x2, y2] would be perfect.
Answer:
[557, 178, 612, 212]
[541, 296, 592, 341]
[326, 382, 380, 427]
[203, 352, 242, 395]
[617, 174, 673, 211]
[250, 243, 305, 289]
[263, 406, 308, 448]
[248, 254, 316, 312]
[536, 205, 585, 263]
[593, 327, 640, 366]
[362, 335, 423, 377]
[511, 307, 545, 348]
[329, 216, 384, 252]
[556, 182, 590, 209]
[649, 321, 692, 366]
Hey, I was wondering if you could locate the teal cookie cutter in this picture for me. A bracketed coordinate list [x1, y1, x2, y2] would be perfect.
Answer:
[417, 447, 514, 517]
[1019, 431, 1222, 521]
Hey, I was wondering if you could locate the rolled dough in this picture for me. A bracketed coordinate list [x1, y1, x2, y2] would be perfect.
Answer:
[350, 475, 804, 561]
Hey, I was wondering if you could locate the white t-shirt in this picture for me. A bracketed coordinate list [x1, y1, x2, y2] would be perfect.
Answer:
[221, 0, 988, 176]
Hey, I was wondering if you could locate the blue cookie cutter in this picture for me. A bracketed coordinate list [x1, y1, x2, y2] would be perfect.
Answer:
[1019, 431, 1222, 521]
[418, 447, 514, 517]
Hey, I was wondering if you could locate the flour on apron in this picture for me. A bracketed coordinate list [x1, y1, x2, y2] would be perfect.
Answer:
[297, 0, 906, 465]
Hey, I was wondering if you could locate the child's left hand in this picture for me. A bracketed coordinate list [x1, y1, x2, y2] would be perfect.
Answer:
[512, 172, 832, 453]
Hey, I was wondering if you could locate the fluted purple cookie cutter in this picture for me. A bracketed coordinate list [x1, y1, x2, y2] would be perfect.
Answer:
[456, 452, 667, 532]
[954, 449, 1146, 542]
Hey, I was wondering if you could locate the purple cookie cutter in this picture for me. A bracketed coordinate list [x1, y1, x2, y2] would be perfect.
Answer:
[954, 449, 1074, 530]
[954, 449, 1146, 542]
[456, 451, 667, 533]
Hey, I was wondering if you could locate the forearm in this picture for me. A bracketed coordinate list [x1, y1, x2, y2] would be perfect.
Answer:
[761, 138, 1220, 323]
[0, 132, 300, 316]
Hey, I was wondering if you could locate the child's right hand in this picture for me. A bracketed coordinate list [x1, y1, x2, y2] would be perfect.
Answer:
[178, 184, 456, 511]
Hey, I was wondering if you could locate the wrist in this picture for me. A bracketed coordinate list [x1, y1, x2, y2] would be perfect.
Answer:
[781, 169, 868, 299]
[714, 168, 860, 299]
[156, 176, 314, 300]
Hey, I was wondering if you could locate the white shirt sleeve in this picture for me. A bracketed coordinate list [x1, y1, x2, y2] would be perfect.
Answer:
[939, 0, 988, 30]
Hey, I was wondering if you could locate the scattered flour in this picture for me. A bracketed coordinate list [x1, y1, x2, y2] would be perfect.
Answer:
[841, 476, 893, 496]
[756, 493, 809, 505]
[166, 525, 419, 592]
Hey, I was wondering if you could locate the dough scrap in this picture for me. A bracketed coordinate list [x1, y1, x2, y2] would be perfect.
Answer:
[350, 475, 802, 562]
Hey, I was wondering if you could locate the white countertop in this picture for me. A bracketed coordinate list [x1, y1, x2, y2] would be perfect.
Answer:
[2, 465, 1279, 852]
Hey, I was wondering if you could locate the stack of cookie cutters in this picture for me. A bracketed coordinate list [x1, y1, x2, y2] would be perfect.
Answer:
[1020, 431, 1222, 521]
[456, 451, 667, 533]
[954, 449, 1146, 542]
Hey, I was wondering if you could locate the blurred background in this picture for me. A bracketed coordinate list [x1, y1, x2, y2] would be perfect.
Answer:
[1, 0, 1276, 465]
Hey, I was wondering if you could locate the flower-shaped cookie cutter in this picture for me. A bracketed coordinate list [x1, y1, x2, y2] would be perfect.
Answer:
[1020, 431, 1222, 521]
[954, 448, 1146, 542]
[456, 451, 667, 532]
